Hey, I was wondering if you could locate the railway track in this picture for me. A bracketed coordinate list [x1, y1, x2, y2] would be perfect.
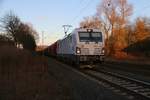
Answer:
[102, 63, 150, 76]
[80, 65, 150, 100]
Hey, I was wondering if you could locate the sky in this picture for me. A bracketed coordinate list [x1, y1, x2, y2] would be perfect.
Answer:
[0, 0, 150, 45]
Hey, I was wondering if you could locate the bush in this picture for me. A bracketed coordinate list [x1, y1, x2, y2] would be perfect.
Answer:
[123, 37, 150, 57]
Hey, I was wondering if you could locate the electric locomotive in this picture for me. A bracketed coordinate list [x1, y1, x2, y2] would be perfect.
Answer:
[57, 28, 105, 65]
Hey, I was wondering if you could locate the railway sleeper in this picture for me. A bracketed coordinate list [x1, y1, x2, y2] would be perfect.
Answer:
[138, 88, 150, 92]
[140, 92, 150, 97]
[129, 86, 143, 90]
[117, 82, 131, 85]
[122, 84, 137, 87]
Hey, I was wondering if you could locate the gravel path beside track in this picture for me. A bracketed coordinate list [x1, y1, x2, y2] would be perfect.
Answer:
[47, 58, 130, 100]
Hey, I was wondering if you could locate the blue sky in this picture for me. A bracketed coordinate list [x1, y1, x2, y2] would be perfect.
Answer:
[0, 0, 150, 45]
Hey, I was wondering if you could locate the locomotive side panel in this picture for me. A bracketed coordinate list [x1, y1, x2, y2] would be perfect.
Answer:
[57, 34, 76, 62]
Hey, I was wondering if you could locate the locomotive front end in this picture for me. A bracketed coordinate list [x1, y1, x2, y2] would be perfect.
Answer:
[76, 29, 105, 64]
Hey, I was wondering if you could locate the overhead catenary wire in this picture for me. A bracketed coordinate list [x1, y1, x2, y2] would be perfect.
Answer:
[70, 0, 95, 25]
[53, 0, 94, 37]
[79, 0, 87, 6]
[133, 4, 150, 17]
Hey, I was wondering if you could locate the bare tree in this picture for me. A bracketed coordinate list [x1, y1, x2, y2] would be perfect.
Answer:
[114, 0, 133, 50]
[96, 0, 133, 55]
[0, 12, 21, 45]
[117, 0, 133, 26]
[97, 0, 119, 55]
[0, 12, 38, 51]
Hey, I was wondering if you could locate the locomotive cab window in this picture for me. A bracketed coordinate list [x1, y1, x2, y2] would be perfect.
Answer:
[79, 32, 102, 42]
[91, 32, 102, 42]
[79, 32, 90, 42]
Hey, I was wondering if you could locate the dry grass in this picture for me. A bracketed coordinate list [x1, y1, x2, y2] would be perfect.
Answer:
[0, 45, 70, 100]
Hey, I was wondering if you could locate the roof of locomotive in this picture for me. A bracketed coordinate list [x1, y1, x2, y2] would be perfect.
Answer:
[74, 28, 101, 32]
[58, 28, 102, 41]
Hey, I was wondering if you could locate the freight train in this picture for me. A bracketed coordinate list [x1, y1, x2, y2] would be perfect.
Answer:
[45, 28, 105, 66]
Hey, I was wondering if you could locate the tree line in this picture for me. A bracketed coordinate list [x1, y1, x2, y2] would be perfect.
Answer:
[0, 12, 38, 51]
[80, 0, 150, 56]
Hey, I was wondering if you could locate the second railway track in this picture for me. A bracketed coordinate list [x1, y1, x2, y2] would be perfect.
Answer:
[79, 65, 150, 100]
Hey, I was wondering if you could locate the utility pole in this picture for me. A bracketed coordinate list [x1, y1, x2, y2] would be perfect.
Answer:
[62, 25, 72, 36]
[42, 31, 44, 46]
[42, 31, 44, 56]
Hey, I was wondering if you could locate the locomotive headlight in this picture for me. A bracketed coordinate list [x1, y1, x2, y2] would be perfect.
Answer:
[101, 48, 105, 54]
[76, 47, 81, 54]
[87, 29, 93, 32]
